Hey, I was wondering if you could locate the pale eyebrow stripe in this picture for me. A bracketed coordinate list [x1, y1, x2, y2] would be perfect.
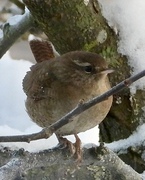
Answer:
[72, 59, 91, 67]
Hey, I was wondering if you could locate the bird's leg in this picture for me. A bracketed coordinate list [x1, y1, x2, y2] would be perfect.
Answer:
[55, 134, 82, 162]
[55, 135, 73, 150]
[73, 134, 82, 163]
[55, 135, 75, 154]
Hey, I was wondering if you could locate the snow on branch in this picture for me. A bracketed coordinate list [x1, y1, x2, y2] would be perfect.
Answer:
[0, 9, 33, 58]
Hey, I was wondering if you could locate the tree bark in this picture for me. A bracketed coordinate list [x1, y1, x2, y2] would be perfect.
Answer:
[0, 145, 142, 180]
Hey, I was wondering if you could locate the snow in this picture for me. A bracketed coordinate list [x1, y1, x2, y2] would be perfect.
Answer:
[84, 0, 89, 6]
[28, 34, 42, 41]
[99, 0, 145, 92]
[142, 172, 145, 180]
[8, 15, 23, 26]
[0, 29, 3, 39]
[106, 124, 145, 155]
[3, 7, 29, 27]
[0, 52, 99, 152]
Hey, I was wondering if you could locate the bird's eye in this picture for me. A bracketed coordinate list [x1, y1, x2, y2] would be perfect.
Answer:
[84, 65, 93, 73]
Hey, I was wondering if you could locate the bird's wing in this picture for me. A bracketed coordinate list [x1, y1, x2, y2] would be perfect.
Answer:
[23, 63, 57, 101]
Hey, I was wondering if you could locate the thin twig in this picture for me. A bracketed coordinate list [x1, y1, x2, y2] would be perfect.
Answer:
[0, 70, 145, 143]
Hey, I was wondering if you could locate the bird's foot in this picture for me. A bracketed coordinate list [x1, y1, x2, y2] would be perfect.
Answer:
[55, 134, 82, 163]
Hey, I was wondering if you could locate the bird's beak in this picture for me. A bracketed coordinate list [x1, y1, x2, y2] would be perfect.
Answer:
[100, 69, 114, 74]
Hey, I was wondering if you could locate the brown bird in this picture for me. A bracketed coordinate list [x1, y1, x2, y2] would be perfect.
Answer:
[23, 38, 113, 162]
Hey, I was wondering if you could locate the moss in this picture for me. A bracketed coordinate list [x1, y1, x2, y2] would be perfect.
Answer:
[83, 40, 97, 51]
[87, 165, 105, 179]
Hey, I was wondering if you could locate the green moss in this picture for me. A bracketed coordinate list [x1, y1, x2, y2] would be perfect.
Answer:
[83, 41, 97, 51]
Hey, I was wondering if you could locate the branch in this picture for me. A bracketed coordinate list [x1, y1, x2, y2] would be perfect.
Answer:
[0, 145, 141, 180]
[0, 70, 145, 143]
[0, 10, 33, 58]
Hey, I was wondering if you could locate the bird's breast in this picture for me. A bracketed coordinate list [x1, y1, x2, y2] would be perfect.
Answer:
[25, 76, 112, 135]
